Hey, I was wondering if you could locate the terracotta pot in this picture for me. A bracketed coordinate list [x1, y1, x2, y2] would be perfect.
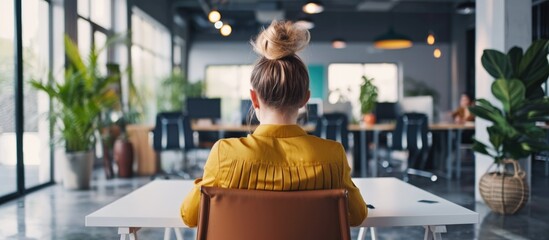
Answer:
[114, 139, 134, 178]
[363, 113, 376, 126]
[479, 159, 529, 215]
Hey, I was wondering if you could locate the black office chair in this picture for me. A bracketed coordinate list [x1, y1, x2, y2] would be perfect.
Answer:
[152, 112, 196, 179]
[385, 113, 438, 182]
[314, 113, 349, 151]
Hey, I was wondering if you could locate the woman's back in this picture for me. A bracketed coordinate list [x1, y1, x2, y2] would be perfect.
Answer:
[216, 125, 346, 190]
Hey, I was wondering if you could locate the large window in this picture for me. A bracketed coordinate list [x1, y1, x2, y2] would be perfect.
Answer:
[22, 0, 52, 188]
[0, 0, 18, 197]
[0, 0, 54, 202]
[328, 63, 399, 121]
[131, 7, 171, 124]
[205, 65, 253, 124]
[78, 0, 111, 75]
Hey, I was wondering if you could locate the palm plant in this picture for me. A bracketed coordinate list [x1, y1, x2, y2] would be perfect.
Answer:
[470, 39, 549, 165]
[30, 35, 118, 152]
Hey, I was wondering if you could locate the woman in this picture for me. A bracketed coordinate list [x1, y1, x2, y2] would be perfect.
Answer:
[452, 93, 475, 124]
[180, 21, 367, 227]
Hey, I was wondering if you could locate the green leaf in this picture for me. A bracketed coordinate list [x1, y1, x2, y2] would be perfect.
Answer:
[507, 47, 523, 78]
[482, 49, 513, 79]
[487, 126, 504, 152]
[517, 39, 549, 97]
[468, 99, 505, 125]
[491, 79, 525, 115]
[472, 138, 495, 157]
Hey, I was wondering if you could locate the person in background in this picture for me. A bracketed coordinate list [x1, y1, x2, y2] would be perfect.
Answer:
[180, 20, 367, 227]
[452, 92, 475, 124]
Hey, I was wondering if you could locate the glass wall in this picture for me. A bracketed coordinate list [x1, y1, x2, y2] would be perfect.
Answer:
[131, 7, 171, 124]
[328, 63, 399, 121]
[22, 0, 52, 188]
[0, 0, 18, 197]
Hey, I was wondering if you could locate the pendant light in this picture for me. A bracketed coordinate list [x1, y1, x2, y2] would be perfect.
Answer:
[208, 10, 221, 23]
[426, 32, 435, 45]
[302, 1, 324, 14]
[374, 27, 413, 50]
[456, 1, 475, 15]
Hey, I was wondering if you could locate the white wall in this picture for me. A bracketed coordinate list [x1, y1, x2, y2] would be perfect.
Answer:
[188, 42, 453, 111]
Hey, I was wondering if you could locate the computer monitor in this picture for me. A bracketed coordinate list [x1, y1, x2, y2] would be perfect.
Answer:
[240, 99, 259, 125]
[374, 102, 399, 123]
[186, 98, 221, 120]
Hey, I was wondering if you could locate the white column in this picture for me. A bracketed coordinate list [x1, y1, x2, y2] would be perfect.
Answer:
[475, 0, 531, 202]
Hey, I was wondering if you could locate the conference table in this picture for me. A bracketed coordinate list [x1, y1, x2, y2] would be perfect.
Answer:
[85, 178, 478, 240]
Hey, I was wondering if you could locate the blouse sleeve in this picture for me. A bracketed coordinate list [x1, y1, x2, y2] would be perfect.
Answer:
[180, 141, 221, 227]
[340, 145, 368, 226]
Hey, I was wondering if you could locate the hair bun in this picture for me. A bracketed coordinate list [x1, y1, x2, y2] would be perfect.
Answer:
[252, 20, 310, 60]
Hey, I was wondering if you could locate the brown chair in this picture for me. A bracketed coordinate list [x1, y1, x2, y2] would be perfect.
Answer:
[197, 187, 351, 240]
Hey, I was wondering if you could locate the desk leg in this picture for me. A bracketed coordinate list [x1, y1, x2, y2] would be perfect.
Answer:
[118, 227, 140, 240]
[423, 225, 446, 240]
[445, 130, 454, 179]
[357, 227, 377, 240]
[370, 227, 377, 240]
[455, 129, 463, 180]
[174, 228, 184, 240]
[163, 228, 184, 240]
[360, 129, 368, 177]
[372, 130, 380, 177]
[357, 227, 368, 240]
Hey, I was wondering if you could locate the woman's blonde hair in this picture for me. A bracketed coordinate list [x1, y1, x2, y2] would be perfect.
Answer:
[250, 20, 311, 110]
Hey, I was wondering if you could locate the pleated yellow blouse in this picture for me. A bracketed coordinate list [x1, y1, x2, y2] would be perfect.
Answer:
[180, 124, 367, 227]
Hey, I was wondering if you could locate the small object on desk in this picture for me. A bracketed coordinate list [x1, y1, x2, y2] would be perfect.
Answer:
[418, 199, 439, 204]
[367, 204, 375, 209]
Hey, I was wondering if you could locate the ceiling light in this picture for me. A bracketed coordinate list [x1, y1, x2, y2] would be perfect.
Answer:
[332, 39, 346, 49]
[426, 32, 435, 45]
[214, 21, 223, 29]
[456, 1, 475, 15]
[374, 27, 413, 50]
[220, 24, 232, 36]
[295, 17, 314, 30]
[302, 1, 324, 14]
[433, 48, 442, 58]
[208, 10, 221, 23]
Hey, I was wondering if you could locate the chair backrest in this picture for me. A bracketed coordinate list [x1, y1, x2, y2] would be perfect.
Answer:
[391, 113, 430, 167]
[197, 187, 351, 240]
[314, 113, 349, 150]
[152, 112, 194, 151]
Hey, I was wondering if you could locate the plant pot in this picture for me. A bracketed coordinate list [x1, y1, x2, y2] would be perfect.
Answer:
[479, 159, 529, 215]
[363, 113, 376, 126]
[63, 151, 94, 190]
[114, 139, 134, 178]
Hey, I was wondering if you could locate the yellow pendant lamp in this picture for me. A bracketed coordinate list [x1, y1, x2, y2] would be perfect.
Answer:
[374, 27, 413, 50]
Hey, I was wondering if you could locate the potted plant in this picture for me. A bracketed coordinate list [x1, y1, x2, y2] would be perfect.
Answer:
[30, 36, 119, 189]
[470, 39, 549, 214]
[359, 76, 378, 125]
[113, 116, 134, 178]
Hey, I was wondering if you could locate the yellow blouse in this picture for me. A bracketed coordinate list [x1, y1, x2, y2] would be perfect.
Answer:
[180, 124, 367, 227]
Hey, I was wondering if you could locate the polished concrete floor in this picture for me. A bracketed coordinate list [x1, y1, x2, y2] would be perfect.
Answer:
[0, 159, 548, 240]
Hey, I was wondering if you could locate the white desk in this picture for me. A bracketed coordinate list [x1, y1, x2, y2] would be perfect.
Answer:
[86, 178, 478, 240]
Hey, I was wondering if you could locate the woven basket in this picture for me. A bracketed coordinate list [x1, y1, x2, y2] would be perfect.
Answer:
[479, 159, 529, 215]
